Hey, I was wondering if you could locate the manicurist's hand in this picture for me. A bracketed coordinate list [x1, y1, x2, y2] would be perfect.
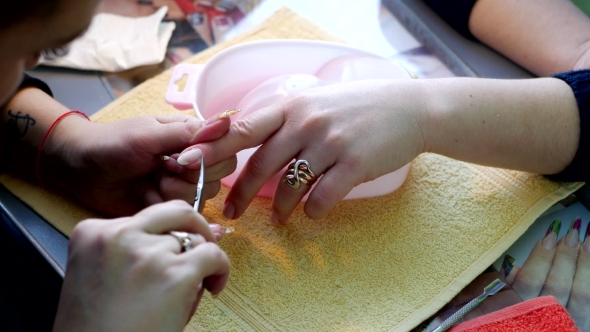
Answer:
[52, 200, 231, 332]
[47, 113, 237, 216]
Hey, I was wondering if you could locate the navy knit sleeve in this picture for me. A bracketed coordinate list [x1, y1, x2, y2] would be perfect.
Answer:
[546, 70, 590, 182]
[422, 0, 478, 40]
[19, 74, 52, 97]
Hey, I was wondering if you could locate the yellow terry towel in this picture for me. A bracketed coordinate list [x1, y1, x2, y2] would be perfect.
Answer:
[0, 8, 583, 332]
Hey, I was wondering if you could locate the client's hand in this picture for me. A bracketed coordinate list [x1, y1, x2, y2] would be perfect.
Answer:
[51, 113, 237, 216]
[52, 200, 231, 332]
[184, 80, 428, 223]
[501, 219, 590, 330]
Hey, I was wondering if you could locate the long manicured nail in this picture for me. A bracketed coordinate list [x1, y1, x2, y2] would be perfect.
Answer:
[205, 108, 241, 125]
[177, 148, 203, 166]
[583, 222, 590, 254]
[209, 224, 221, 233]
[565, 217, 581, 248]
[542, 231, 558, 250]
[222, 202, 235, 220]
[545, 219, 561, 237]
[501, 254, 515, 278]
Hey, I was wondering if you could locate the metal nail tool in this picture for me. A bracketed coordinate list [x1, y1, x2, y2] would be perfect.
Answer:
[193, 155, 234, 234]
[193, 155, 205, 214]
[432, 278, 506, 332]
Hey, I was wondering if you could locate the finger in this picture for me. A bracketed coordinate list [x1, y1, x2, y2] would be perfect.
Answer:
[223, 126, 303, 220]
[190, 114, 231, 144]
[154, 114, 200, 124]
[182, 104, 287, 168]
[133, 180, 164, 208]
[511, 224, 559, 300]
[159, 174, 221, 203]
[180, 242, 231, 295]
[504, 265, 520, 286]
[304, 162, 363, 220]
[500, 254, 517, 280]
[164, 156, 237, 182]
[270, 158, 329, 224]
[540, 224, 581, 305]
[163, 232, 207, 254]
[149, 116, 206, 153]
[135, 201, 216, 243]
[567, 234, 590, 330]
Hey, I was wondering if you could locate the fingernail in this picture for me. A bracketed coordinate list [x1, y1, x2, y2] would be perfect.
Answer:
[542, 231, 558, 250]
[545, 219, 561, 237]
[177, 148, 203, 166]
[222, 202, 235, 220]
[501, 254, 515, 278]
[221, 226, 234, 234]
[270, 210, 280, 224]
[209, 224, 221, 233]
[565, 217, 582, 247]
[206, 108, 241, 125]
[584, 222, 590, 254]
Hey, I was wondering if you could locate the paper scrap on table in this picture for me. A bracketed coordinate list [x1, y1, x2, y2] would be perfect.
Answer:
[39, 6, 175, 72]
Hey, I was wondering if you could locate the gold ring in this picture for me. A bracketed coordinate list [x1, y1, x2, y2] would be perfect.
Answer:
[169, 231, 193, 252]
[282, 160, 317, 189]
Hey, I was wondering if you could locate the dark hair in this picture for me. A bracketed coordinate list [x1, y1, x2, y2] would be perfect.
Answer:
[0, 0, 61, 28]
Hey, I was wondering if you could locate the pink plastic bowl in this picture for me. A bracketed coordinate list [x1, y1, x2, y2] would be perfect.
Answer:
[165, 40, 412, 200]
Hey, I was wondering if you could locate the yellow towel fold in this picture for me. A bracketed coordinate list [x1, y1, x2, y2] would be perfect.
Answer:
[0, 8, 582, 331]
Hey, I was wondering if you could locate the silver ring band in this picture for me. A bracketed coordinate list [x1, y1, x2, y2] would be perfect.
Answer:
[169, 231, 193, 252]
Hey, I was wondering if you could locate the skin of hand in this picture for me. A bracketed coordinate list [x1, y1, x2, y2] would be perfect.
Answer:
[503, 224, 590, 331]
[1, 87, 236, 217]
[469, 0, 590, 76]
[52, 200, 231, 332]
[48, 111, 237, 217]
[185, 77, 578, 223]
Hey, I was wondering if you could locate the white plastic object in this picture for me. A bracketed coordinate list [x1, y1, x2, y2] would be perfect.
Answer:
[165, 40, 413, 200]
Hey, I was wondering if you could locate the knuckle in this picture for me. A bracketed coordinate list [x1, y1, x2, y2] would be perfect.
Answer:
[244, 152, 269, 180]
[570, 287, 590, 305]
[542, 283, 569, 297]
[200, 242, 227, 261]
[230, 118, 257, 141]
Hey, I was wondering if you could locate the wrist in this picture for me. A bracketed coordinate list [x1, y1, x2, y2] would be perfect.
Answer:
[38, 112, 93, 190]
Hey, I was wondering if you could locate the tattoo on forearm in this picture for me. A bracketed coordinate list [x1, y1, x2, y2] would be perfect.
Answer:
[7, 110, 36, 140]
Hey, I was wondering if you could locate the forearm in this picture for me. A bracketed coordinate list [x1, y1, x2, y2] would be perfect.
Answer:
[419, 77, 579, 174]
[469, 0, 590, 76]
[0, 87, 90, 187]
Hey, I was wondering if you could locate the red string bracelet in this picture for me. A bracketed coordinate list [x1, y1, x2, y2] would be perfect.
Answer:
[36, 110, 91, 188]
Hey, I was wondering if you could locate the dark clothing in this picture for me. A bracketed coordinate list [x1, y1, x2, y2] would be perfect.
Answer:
[20, 74, 52, 97]
[549, 70, 590, 181]
[423, 0, 478, 40]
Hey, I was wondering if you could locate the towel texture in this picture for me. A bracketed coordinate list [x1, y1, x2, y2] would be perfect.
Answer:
[449, 296, 580, 332]
[0, 8, 583, 332]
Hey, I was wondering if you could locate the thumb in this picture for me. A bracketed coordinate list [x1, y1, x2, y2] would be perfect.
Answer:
[191, 116, 231, 144]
